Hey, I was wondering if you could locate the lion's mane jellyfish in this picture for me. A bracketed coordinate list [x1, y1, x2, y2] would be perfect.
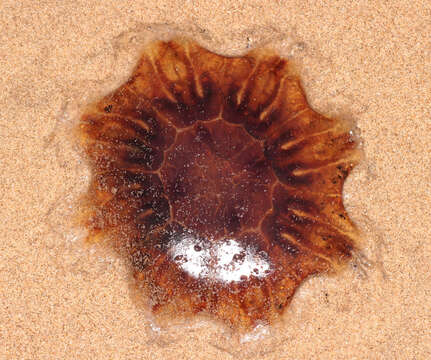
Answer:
[79, 39, 360, 329]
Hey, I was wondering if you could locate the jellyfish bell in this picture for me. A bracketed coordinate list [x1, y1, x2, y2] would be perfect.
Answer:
[78, 38, 360, 330]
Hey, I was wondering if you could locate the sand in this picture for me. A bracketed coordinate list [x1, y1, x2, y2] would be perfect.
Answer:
[1, 1, 430, 359]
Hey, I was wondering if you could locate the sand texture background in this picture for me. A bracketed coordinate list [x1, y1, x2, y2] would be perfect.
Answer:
[1, 1, 430, 359]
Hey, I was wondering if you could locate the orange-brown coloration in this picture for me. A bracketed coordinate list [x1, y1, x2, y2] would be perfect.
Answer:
[78, 39, 360, 329]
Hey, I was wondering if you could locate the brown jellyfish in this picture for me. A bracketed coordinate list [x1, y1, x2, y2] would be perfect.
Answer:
[78, 39, 360, 330]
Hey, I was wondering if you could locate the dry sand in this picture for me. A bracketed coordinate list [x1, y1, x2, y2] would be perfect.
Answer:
[1, 1, 430, 359]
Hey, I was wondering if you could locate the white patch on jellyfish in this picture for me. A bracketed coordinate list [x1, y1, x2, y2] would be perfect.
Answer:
[168, 234, 211, 279]
[214, 239, 271, 282]
[169, 234, 272, 283]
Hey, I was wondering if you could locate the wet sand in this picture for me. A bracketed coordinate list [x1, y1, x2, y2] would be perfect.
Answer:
[1, 1, 430, 359]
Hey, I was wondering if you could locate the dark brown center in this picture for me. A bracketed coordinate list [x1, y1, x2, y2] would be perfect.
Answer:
[161, 119, 276, 239]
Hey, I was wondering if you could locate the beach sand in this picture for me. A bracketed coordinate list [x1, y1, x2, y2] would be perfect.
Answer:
[1, 1, 430, 359]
